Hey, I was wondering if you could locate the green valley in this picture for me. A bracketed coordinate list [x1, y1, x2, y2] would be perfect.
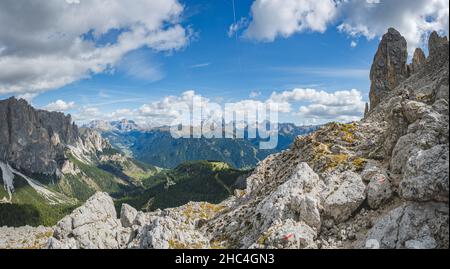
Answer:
[114, 161, 249, 212]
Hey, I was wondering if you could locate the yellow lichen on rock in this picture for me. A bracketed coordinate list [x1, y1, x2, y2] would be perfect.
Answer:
[325, 154, 350, 171]
[352, 157, 367, 171]
[182, 202, 226, 223]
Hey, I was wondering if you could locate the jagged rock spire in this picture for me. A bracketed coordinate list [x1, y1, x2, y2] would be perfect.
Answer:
[364, 102, 369, 119]
[369, 28, 408, 111]
[407, 48, 426, 75]
[428, 31, 449, 59]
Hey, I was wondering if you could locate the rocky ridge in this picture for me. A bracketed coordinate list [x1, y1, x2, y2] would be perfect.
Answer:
[0, 98, 113, 178]
[0, 98, 155, 215]
[1, 28, 448, 249]
[0, 98, 79, 176]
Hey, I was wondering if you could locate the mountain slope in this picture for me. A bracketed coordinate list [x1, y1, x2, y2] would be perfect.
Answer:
[115, 161, 249, 212]
[0, 99, 157, 227]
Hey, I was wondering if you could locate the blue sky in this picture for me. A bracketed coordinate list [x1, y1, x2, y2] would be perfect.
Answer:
[0, 0, 448, 126]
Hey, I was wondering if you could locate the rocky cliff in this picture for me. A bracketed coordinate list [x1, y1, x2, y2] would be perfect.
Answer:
[369, 28, 409, 111]
[0, 98, 111, 177]
[0, 99, 157, 226]
[0, 98, 79, 176]
[1, 28, 448, 249]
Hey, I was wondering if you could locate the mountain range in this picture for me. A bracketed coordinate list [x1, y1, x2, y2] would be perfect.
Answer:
[0, 99, 246, 227]
[86, 119, 318, 169]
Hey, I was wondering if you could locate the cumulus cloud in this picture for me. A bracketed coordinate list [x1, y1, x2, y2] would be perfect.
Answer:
[72, 106, 107, 123]
[43, 100, 76, 112]
[138, 91, 197, 118]
[269, 88, 365, 123]
[337, 0, 449, 51]
[229, 18, 250, 38]
[17, 93, 39, 104]
[0, 0, 190, 94]
[249, 91, 262, 98]
[135, 91, 225, 127]
[71, 88, 365, 126]
[269, 88, 365, 107]
[237, 0, 449, 52]
[296, 103, 364, 123]
[243, 0, 337, 41]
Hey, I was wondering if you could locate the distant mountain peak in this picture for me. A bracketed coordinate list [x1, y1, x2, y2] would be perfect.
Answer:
[85, 119, 141, 133]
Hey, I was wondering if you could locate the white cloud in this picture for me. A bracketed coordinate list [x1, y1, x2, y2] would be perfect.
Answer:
[269, 88, 365, 107]
[236, 0, 449, 52]
[16, 93, 39, 104]
[118, 51, 165, 82]
[350, 40, 358, 48]
[72, 107, 103, 122]
[228, 18, 249, 38]
[249, 91, 262, 98]
[71, 88, 365, 126]
[337, 0, 449, 51]
[110, 109, 134, 119]
[43, 100, 76, 112]
[0, 0, 190, 94]
[189, 63, 211, 68]
[243, 0, 337, 41]
[136, 90, 216, 127]
[269, 88, 366, 122]
[73, 106, 138, 123]
[296, 103, 364, 123]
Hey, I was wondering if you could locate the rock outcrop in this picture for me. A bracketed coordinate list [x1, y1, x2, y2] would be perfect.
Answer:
[47, 193, 214, 249]
[429, 31, 449, 59]
[323, 171, 366, 223]
[408, 48, 426, 75]
[360, 30, 449, 249]
[366, 202, 449, 249]
[0, 225, 53, 249]
[48, 192, 130, 249]
[0, 97, 112, 178]
[0, 98, 79, 176]
[369, 28, 408, 111]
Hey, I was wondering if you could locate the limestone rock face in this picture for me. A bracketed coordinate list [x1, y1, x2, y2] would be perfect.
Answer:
[47, 194, 213, 249]
[261, 220, 317, 249]
[400, 144, 449, 202]
[389, 101, 448, 176]
[367, 173, 393, 209]
[255, 163, 323, 232]
[409, 48, 426, 74]
[366, 203, 449, 249]
[120, 204, 138, 228]
[369, 28, 408, 111]
[0, 97, 110, 178]
[128, 212, 210, 249]
[0, 226, 53, 249]
[322, 171, 366, 223]
[49, 192, 126, 249]
[429, 31, 449, 60]
[0, 98, 78, 176]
